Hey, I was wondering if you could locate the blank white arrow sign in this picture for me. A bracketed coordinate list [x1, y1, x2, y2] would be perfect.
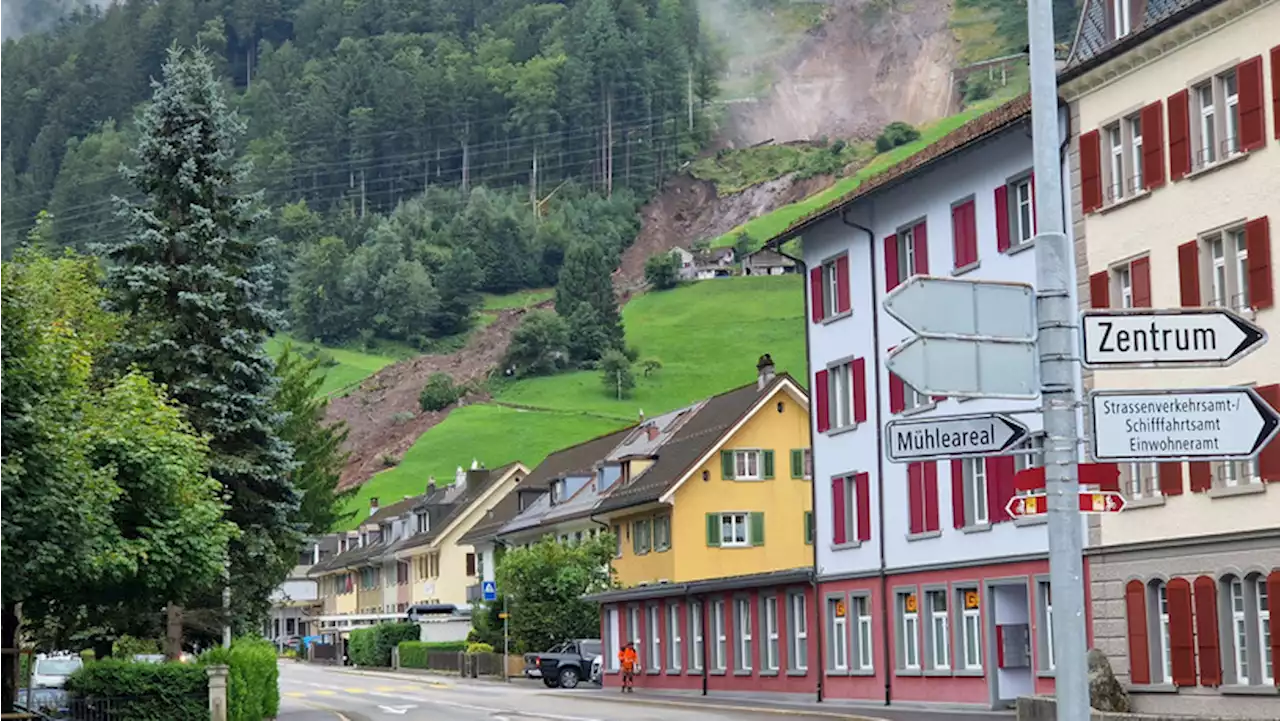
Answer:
[378, 705, 417, 715]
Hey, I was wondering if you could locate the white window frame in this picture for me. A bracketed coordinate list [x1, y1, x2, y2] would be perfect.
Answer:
[1112, 0, 1132, 38]
[960, 590, 982, 671]
[1259, 580, 1273, 685]
[1108, 123, 1125, 202]
[1157, 583, 1172, 683]
[712, 600, 727, 671]
[1123, 462, 1158, 499]
[733, 450, 761, 481]
[654, 515, 672, 551]
[629, 606, 641, 661]
[720, 512, 749, 548]
[764, 596, 780, 671]
[1231, 578, 1248, 682]
[648, 604, 662, 670]
[1223, 71, 1240, 156]
[736, 598, 753, 672]
[901, 379, 928, 412]
[829, 597, 849, 671]
[828, 360, 855, 431]
[964, 458, 988, 526]
[1117, 264, 1133, 309]
[1014, 434, 1046, 498]
[1129, 115, 1144, 192]
[1197, 81, 1217, 166]
[835, 474, 859, 543]
[689, 602, 704, 671]
[667, 603, 682, 671]
[901, 593, 921, 671]
[607, 607, 621, 671]
[897, 226, 918, 284]
[855, 596, 874, 671]
[1044, 582, 1056, 670]
[789, 592, 809, 671]
[1012, 176, 1034, 244]
[1203, 226, 1251, 313]
[927, 589, 951, 671]
[822, 259, 841, 320]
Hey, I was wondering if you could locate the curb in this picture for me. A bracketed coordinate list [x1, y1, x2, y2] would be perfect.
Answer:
[325, 668, 457, 687]
[548, 692, 891, 720]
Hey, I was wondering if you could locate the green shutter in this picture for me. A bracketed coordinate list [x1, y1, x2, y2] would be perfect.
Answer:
[804, 511, 814, 545]
[763, 450, 775, 479]
[791, 449, 803, 479]
[750, 512, 765, 546]
[706, 513, 721, 546]
[721, 450, 735, 480]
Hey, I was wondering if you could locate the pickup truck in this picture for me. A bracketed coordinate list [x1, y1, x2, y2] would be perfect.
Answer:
[531, 639, 602, 689]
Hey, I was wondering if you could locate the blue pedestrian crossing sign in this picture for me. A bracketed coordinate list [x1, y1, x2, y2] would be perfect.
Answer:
[482, 580, 498, 602]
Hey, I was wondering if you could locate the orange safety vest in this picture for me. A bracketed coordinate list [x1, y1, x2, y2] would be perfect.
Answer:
[619, 647, 638, 671]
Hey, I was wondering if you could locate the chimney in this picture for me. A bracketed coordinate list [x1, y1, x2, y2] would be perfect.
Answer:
[455, 465, 467, 489]
[369, 497, 380, 516]
[646, 425, 660, 441]
[756, 353, 776, 390]
[426, 477, 437, 495]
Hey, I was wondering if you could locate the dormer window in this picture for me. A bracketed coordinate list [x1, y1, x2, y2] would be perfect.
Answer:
[416, 512, 429, 534]
[1111, 0, 1132, 40]
[379, 524, 391, 542]
[550, 479, 565, 504]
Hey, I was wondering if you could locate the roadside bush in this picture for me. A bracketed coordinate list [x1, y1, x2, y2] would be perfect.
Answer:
[200, 636, 280, 721]
[466, 642, 495, 654]
[419, 372, 463, 412]
[350, 623, 421, 667]
[398, 641, 470, 669]
[64, 658, 207, 721]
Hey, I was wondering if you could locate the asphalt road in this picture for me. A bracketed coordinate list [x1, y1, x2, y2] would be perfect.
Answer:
[277, 663, 1013, 721]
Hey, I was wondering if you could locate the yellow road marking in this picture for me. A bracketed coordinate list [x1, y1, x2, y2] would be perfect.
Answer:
[343, 688, 367, 693]
[284, 691, 306, 698]
[314, 690, 336, 696]
[376, 685, 399, 691]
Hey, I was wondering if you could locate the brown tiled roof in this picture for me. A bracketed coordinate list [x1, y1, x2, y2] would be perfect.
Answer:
[764, 94, 1033, 247]
[457, 426, 634, 546]
[397, 464, 526, 551]
[593, 374, 804, 515]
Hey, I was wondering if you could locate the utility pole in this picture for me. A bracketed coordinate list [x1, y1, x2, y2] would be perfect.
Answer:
[1027, 0, 1088, 719]
[502, 594, 510, 684]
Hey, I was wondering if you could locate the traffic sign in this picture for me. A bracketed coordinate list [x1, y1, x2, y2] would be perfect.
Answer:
[886, 336, 1039, 399]
[1081, 308, 1266, 369]
[884, 276, 1037, 341]
[886, 412, 1029, 462]
[1005, 491, 1128, 518]
[482, 580, 498, 602]
[1089, 387, 1280, 462]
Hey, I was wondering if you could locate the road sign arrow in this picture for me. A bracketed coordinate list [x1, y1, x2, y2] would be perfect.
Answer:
[378, 705, 417, 715]
[1081, 307, 1267, 369]
[1078, 491, 1127, 513]
[1090, 386, 1280, 462]
[883, 276, 1037, 341]
[887, 336, 1039, 399]
[1005, 493, 1046, 518]
[886, 412, 1030, 463]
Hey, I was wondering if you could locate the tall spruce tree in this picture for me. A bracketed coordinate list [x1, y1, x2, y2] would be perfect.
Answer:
[555, 240, 624, 363]
[100, 46, 299, 631]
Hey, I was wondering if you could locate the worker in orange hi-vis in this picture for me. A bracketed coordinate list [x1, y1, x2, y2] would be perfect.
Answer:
[618, 642, 638, 693]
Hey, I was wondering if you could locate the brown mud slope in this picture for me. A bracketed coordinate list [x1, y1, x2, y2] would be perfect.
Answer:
[325, 303, 549, 488]
[723, 0, 958, 145]
[615, 171, 837, 297]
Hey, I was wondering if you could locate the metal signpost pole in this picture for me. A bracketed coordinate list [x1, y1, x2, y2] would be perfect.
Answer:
[1027, 0, 1088, 718]
[503, 594, 510, 683]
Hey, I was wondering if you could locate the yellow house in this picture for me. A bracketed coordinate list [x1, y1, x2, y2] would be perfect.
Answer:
[586, 355, 815, 687]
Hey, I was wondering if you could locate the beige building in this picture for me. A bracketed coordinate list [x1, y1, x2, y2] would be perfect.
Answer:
[1062, 0, 1280, 714]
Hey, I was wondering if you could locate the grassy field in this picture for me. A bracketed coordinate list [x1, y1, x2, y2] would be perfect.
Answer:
[340, 405, 627, 526]
[689, 141, 869, 195]
[266, 336, 411, 397]
[708, 93, 1028, 252]
[338, 275, 808, 526]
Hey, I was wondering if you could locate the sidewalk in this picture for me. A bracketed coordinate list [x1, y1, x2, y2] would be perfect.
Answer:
[578, 689, 1015, 721]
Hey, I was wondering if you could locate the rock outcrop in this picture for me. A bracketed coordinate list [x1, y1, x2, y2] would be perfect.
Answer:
[1087, 647, 1131, 713]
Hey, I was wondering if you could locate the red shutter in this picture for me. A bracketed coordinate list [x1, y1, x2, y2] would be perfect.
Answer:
[855, 473, 872, 542]
[1256, 384, 1280, 482]
[835, 254, 851, 314]
[832, 476, 847, 545]
[1188, 462, 1212, 493]
[1125, 580, 1151, 684]
[1158, 463, 1183, 496]
[1178, 241, 1201, 307]
[884, 234, 900, 291]
[1090, 271, 1110, 309]
[1193, 576, 1222, 687]
[907, 462, 925, 535]
[889, 373, 905, 414]
[1167, 578, 1197, 687]
[852, 358, 867, 424]
[1167, 90, 1191, 181]
[1269, 571, 1280, 675]
[815, 370, 830, 433]
[1272, 45, 1280, 140]
[1237, 55, 1266, 152]
[1092, 463, 1121, 492]
[953, 200, 977, 268]
[994, 184, 1012, 252]
[913, 221, 929, 276]
[923, 462, 939, 532]
[1131, 257, 1152, 308]
[951, 459, 966, 529]
[810, 266, 824, 322]
[1141, 101, 1166, 190]
[987, 455, 1015, 523]
[1245, 217, 1273, 310]
[1079, 130, 1103, 213]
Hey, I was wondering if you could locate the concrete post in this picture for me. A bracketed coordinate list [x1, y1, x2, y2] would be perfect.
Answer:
[206, 664, 229, 721]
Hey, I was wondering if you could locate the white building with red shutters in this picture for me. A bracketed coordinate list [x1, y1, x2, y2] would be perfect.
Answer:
[1062, 0, 1280, 715]
[766, 93, 1091, 711]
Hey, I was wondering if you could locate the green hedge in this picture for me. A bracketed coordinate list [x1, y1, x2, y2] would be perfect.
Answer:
[64, 659, 207, 721]
[397, 641, 469, 668]
[349, 622, 421, 667]
[200, 637, 279, 721]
